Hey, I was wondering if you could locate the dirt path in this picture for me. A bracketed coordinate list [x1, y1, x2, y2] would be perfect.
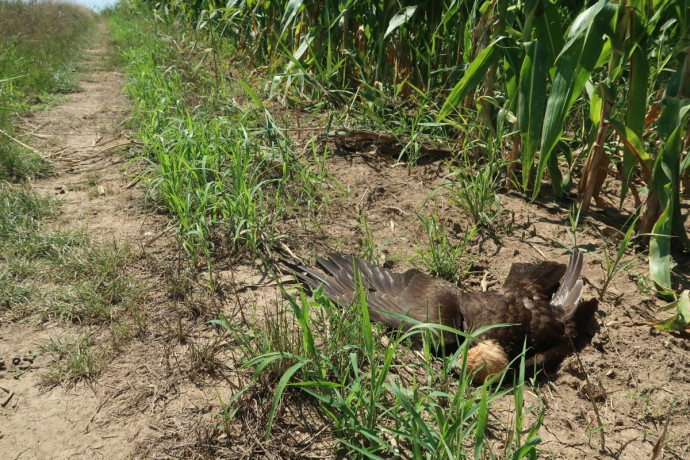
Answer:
[0, 21, 158, 460]
[28, 25, 148, 242]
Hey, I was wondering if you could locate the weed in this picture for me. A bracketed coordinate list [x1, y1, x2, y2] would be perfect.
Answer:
[598, 215, 638, 297]
[42, 335, 100, 386]
[216, 284, 543, 458]
[85, 172, 101, 187]
[160, 258, 195, 301]
[186, 335, 226, 377]
[629, 268, 653, 301]
[0, 185, 58, 316]
[40, 241, 141, 323]
[358, 213, 381, 265]
[564, 203, 583, 250]
[625, 387, 661, 421]
[0, 185, 57, 238]
[212, 300, 303, 381]
[445, 148, 503, 229]
[278, 138, 333, 234]
[110, 319, 132, 351]
[0, 143, 53, 181]
[416, 208, 477, 281]
[0, 267, 31, 312]
[1, 184, 142, 328]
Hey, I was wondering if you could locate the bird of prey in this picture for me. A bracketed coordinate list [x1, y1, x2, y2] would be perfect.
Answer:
[291, 249, 597, 381]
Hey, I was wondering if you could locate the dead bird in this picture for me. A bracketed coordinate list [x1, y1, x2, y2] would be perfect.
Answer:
[290, 249, 598, 381]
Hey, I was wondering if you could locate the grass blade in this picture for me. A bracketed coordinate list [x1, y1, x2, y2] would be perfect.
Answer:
[265, 359, 309, 439]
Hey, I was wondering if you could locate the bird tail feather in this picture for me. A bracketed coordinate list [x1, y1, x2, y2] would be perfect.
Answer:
[551, 249, 583, 310]
[550, 249, 597, 338]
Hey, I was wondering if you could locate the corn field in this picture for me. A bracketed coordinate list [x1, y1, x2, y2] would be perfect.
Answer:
[134, 0, 689, 294]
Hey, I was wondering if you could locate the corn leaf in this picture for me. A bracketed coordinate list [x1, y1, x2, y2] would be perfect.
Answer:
[621, 45, 649, 206]
[657, 67, 684, 140]
[438, 39, 503, 120]
[649, 207, 672, 293]
[533, 2, 564, 67]
[533, 1, 615, 199]
[608, 118, 652, 179]
[649, 124, 683, 291]
[518, 40, 548, 191]
[384, 6, 418, 39]
[503, 44, 523, 110]
[589, 85, 603, 126]
[280, 0, 304, 39]
[654, 291, 690, 332]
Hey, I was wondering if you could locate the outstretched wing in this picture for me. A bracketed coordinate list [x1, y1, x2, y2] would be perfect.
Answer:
[291, 253, 464, 332]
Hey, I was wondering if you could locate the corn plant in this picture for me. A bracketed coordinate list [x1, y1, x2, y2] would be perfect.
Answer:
[438, 0, 689, 292]
[446, 150, 504, 229]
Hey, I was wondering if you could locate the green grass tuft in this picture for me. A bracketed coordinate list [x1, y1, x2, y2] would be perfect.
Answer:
[214, 286, 544, 458]
[42, 335, 100, 386]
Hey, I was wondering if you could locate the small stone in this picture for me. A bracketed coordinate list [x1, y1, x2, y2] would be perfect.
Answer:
[605, 369, 615, 378]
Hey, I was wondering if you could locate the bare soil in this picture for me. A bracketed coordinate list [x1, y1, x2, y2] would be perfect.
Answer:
[1, 21, 689, 460]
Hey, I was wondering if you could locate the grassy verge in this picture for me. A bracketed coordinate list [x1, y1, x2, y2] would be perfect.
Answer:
[106, 6, 331, 275]
[0, 0, 97, 181]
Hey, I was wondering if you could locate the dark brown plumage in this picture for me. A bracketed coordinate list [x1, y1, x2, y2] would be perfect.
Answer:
[291, 249, 598, 381]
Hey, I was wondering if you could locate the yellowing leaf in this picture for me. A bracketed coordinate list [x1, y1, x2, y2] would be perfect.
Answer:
[654, 291, 690, 332]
